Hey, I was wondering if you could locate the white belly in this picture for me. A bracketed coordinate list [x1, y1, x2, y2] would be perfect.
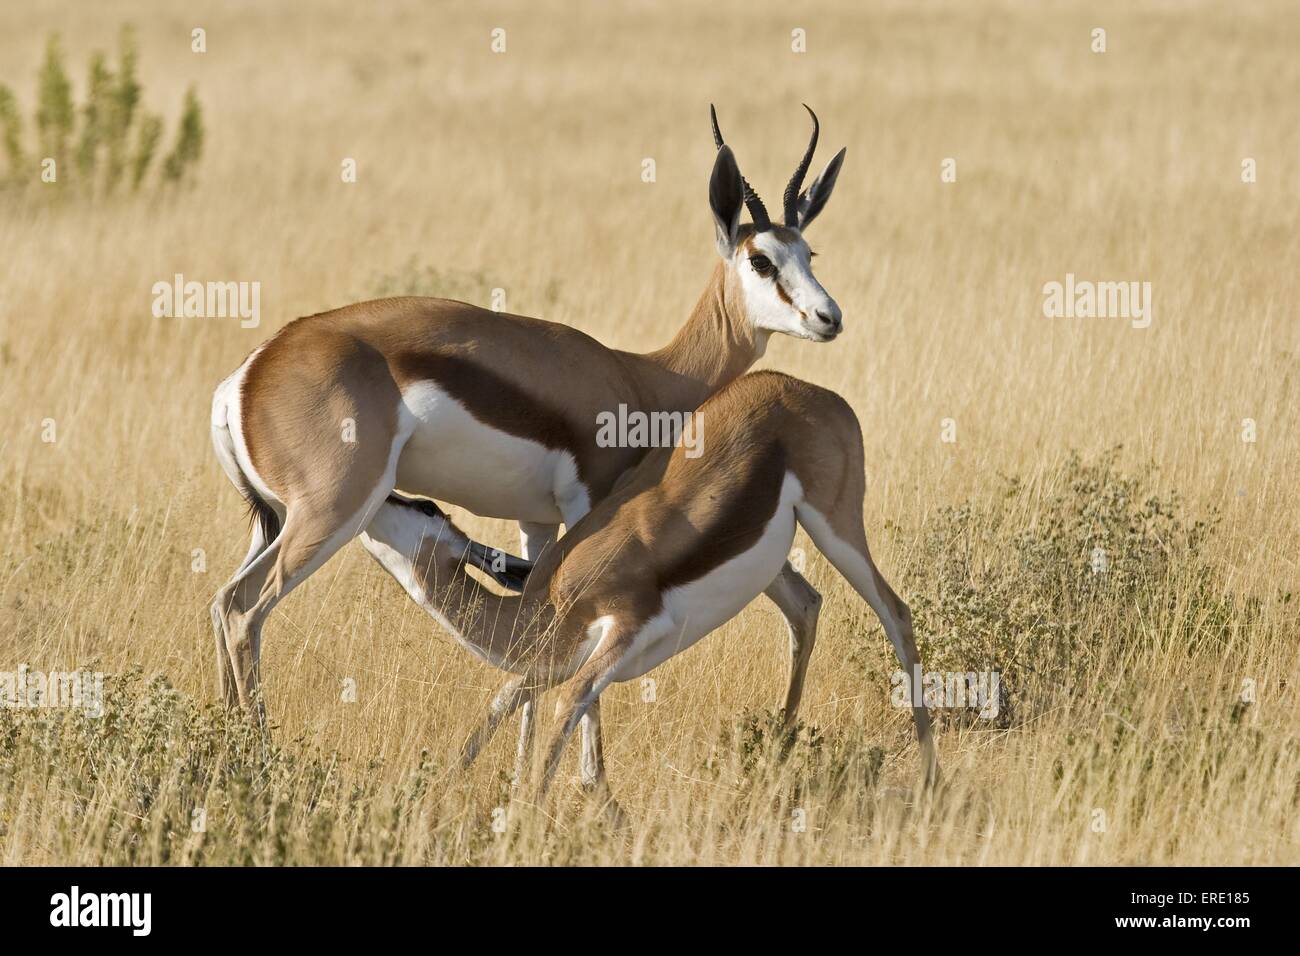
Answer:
[395, 382, 583, 523]
[609, 472, 803, 682]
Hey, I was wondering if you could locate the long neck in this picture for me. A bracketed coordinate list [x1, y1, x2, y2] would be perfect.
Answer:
[419, 568, 552, 667]
[627, 261, 766, 412]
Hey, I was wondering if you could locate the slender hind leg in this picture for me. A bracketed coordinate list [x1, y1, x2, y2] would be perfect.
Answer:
[461, 674, 536, 769]
[797, 504, 938, 786]
[513, 699, 537, 786]
[764, 562, 823, 727]
[538, 647, 626, 798]
[211, 329, 408, 719]
[220, 479, 398, 716]
[578, 699, 606, 790]
[862, 564, 937, 784]
[211, 521, 274, 709]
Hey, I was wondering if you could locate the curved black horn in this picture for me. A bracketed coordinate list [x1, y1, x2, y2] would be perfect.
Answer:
[783, 104, 820, 226]
[709, 104, 772, 231]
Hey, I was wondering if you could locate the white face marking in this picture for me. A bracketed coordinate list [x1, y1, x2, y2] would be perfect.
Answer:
[364, 499, 450, 566]
[736, 231, 843, 342]
[360, 499, 509, 666]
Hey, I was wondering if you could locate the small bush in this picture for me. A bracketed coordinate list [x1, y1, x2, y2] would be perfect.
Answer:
[35, 35, 74, 168]
[858, 449, 1258, 723]
[0, 28, 202, 193]
[0, 670, 446, 865]
[161, 87, 202, 183]
[0, 86, 23, 173]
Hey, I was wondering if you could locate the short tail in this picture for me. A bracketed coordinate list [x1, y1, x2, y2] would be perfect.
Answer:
[211, 376, 281, 544]
[238, 473, 282, 544]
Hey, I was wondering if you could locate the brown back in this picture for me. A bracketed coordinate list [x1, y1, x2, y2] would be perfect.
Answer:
[533, 371, 865, 613]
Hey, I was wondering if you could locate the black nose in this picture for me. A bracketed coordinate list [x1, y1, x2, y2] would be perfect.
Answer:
[815, 310, 842, 333]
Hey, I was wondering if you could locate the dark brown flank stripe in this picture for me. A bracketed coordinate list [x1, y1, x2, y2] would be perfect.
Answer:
[390, 350, 593, 485]
[656, 439, 787, 591]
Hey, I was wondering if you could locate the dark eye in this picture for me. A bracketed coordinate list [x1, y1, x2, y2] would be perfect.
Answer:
[749, 255, 776, 278]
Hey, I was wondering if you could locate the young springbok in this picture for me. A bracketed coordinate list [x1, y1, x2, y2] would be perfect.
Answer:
[209, 106, 848, 783]
[358, 371, 938, 798]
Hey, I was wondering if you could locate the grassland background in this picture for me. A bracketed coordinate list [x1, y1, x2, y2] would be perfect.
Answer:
[0, 0, 1296, 864]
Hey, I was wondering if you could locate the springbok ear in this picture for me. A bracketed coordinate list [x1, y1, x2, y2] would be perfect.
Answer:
[796, 147, 846, 231]
[709, 145, 744, 257]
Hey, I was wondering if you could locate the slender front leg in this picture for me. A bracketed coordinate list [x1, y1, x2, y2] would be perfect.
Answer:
[579, 700, 606, 790]
[509, 521, 560, 780]
[461, 675, 535, 769]
[521, 511, 611, 790]
[764, 562, 823, 727]
[539, 647, 625, 798]
[513, 699, 536, 786]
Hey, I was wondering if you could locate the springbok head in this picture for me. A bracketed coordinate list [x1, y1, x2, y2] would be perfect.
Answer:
[365, 493, 532, 592]
[709, 105, 847, 343]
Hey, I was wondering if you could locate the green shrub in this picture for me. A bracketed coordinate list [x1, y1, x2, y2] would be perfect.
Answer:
[74, 51, 111, 179]
[161, 86, 202, 183]
[131, 113, 163, 188]
[104, 27, 142, 189]
[0, 28, 202, 192]
[859, 449, 1258, 724]
[0, 670, 443, 865]
[35, 35, 74, 170]
[0, 85, 23, 174]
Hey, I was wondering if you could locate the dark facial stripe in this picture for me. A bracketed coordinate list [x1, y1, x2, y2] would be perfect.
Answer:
[743, 233, 800, 308]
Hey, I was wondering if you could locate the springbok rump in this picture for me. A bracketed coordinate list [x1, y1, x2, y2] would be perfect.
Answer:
[358, 371, 938, 799]
[209, 105, 848, 783]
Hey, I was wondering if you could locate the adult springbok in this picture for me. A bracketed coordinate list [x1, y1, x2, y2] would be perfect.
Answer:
[358, 371, 938, 798]
[210, 106, 847, 785]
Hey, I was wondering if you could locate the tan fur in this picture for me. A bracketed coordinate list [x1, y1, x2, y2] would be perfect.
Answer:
[527, 373, 881, 648]
[210, 147, 843, 763]
[211, 258, 807, 720]
[243, 264, 760, 506]
[366, 372, 938, 799]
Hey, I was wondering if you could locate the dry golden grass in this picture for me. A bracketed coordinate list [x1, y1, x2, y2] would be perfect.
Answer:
[0, 0, 1296, 865]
